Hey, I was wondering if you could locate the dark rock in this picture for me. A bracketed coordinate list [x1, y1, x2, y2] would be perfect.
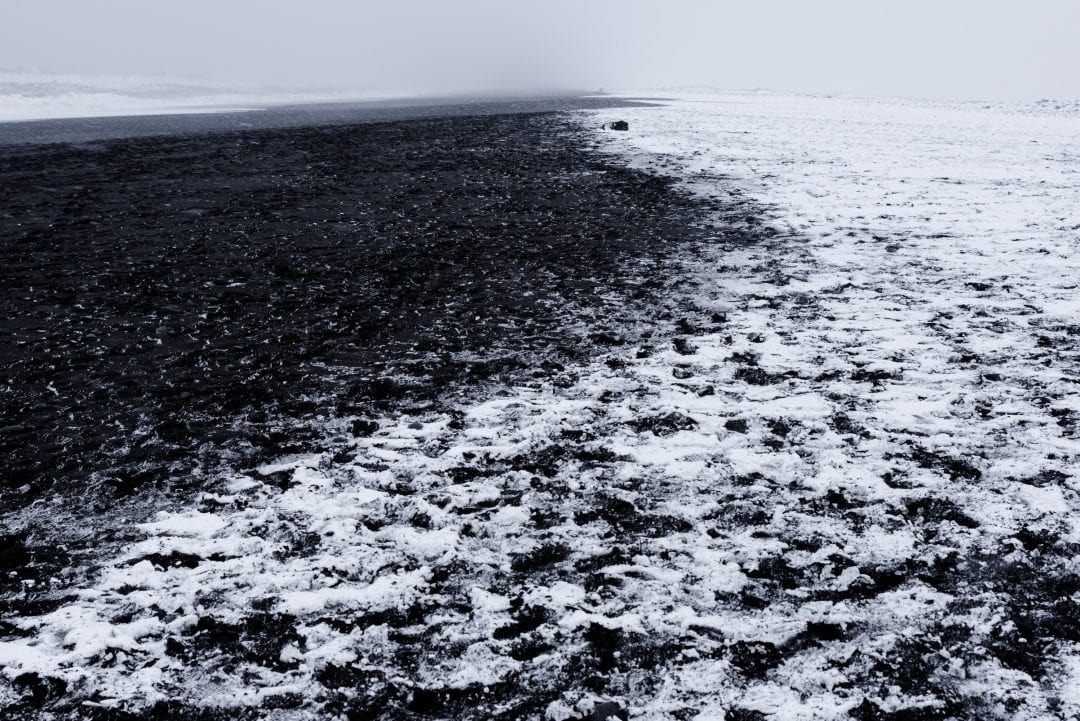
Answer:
[768, 419, 792, 437]
[629, 412, 698, 436]
[1016, 469, 1069, 487]
[804, 622, 850, 643]
[132, 551, 204, 570]
[510, 543, 571, 573]
[12, 673, 67, 709]
[492, 605, 549, 640]
[727, 640, 783, 678]
[727, 710, 768, 721]
[908, 445, 982, 481]
[850, 367, 901, 384]
[673, 337, 697, 355]
[349, 419, 379, 437]
[735, 366, 782, 386]
[725, 418, 749, 433]
[904, 497, 979, 528]
[591, 701, 628, 720]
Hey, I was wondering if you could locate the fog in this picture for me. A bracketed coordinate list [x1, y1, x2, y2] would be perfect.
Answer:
[3, 0, 1078, 101]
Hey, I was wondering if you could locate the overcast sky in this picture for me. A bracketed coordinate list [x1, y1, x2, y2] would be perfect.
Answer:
[3, 0, 1078, 101]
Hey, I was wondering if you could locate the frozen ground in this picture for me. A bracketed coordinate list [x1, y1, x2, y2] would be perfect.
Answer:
[4, 93, 1080, 720]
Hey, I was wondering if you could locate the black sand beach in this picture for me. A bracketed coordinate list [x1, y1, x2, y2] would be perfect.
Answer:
[1, 98, 708, 515]
[0, 100, 734, 721]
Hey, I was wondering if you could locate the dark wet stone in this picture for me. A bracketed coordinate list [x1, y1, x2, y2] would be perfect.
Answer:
[1013, 525, 1059, 552]
[590, 701, 628, 720]
[407, 682, 526, 719]
[255, 468, 298, 492]
[768, 419, 792, 437]
[727, 640, 783, 679]
[598, 390, 625, 404]
[709, 501, 769, 528]
[830, 412, 867, 437]
[726, 710, 768, 721]
[1051, 407, 1076, 434]
[744, 556, 805, 590]
[628, 412, 698, 436]
[732, 472, 765, 486]
[164, 637, 186, 658]
[904, 498, 979, 529]
[510, 543, 571, 573]
[576, 493, 692, 538]
[0, 532, 70, 600]
[824, 488, 859, 510]
[908, 445, 982, 481]
[510, 444, 571, 477]
[589, 332, 626, 346]
[803, 622, 851, 643]
[510, 637, 555, 662]
[446, 466, 486, 484]
[493, 604, 550, 640]
[734, 366, 783, 386]
[574, 547, 633, 574]
[12, 673, 67, 709]
[673, 337, 697, 355]
[261, 693, 304, 711]
[182, 613, 303, 673]
[674, 317, 702, 334]
[848, 698, 966, 721]
[0, 532, 33, 571]
[849, 367, 901, 384]
[349, 419, 380, 437]
[724, 418, 749, 433]
[1015, 468, 1069, 487]
[728, 350, 758, 365]
[131, 551, 205, 570]
[951, 351, 982, 365]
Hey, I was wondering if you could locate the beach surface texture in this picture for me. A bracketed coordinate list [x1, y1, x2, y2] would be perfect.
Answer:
[3, 92, 1080, 720]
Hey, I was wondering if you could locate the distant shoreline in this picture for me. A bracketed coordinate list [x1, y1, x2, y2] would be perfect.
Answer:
[0, 94, 655, 145]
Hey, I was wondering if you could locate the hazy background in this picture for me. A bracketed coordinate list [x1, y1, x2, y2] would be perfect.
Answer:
[2, 0, 1078, 101]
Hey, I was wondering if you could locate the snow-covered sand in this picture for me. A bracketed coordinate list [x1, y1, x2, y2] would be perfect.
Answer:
[4, 92, 1080, 719]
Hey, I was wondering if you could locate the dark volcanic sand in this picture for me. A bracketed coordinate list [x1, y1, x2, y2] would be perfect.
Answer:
[0, 103, 730, 720]
[4, 100, 1080, 721]
[0, 108, 708, 516]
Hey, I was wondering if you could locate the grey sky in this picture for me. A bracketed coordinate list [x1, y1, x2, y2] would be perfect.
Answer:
[3, 0, 1078, 100]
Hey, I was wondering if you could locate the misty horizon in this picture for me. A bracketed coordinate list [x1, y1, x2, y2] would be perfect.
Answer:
[3, 0, 1079, 103]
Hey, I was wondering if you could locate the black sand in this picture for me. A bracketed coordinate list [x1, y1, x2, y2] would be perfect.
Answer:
[0, 100, 708, 515]
[0, 98, 732, 720]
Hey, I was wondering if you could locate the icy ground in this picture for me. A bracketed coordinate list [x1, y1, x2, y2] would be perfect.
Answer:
[4, 93, 1080, 720]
